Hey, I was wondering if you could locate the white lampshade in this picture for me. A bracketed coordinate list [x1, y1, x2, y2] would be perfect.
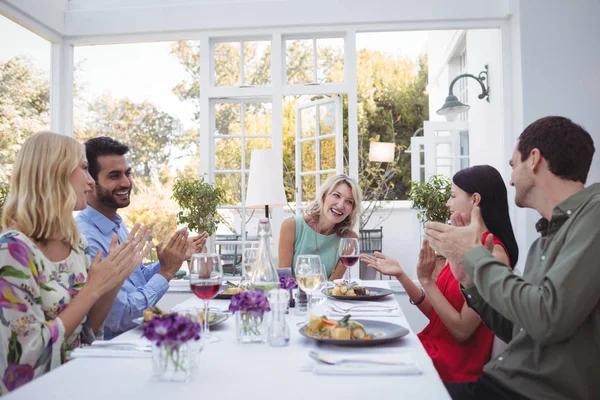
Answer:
[245, 149, 287, 210]
[369, 142, 395, 162]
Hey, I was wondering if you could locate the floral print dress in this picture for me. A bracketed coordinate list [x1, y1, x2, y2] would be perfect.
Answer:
[0, 230, 96, 394]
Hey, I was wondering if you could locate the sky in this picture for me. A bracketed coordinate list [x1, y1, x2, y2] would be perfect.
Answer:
[0, 15, 429, 131]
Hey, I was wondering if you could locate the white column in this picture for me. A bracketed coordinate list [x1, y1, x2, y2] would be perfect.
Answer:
[50, 41, 74, 136]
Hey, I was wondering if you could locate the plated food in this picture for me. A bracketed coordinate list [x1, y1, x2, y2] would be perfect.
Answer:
[324, 283, 394, 300]
[136, 307, 228, 327]
[216, 286, 242, 299]
[299, 316, 410, 346]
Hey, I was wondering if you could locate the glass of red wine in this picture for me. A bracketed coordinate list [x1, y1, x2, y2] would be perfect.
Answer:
[338, 238, 360, 282]
[189, 253, 223, 343]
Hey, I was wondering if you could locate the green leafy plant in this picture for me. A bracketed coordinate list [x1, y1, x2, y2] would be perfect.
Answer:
[408, 174, 451, 224]
[172, 177, 226, 236]
[0, 184, 9, 220]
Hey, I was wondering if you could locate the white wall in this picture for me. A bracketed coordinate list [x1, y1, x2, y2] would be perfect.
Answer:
[510, 0, 600, 256]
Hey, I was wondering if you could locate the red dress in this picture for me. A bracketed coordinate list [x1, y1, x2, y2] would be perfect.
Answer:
[417, 232, 509, 382]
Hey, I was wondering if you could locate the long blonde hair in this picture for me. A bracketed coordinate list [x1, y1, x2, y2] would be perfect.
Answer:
[305, 174, 362, 237]
[2, 131, 84, 246]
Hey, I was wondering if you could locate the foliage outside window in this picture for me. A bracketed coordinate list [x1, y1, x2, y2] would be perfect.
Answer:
[408, 174, 451, 224]
[0, 183, 9, 220]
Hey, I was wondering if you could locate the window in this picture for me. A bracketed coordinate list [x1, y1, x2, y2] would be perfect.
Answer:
[212, 99, 272, 239]
[212, 39, 271, 87]
[0, 15, 51, 184]
[285, 37, 344, 84]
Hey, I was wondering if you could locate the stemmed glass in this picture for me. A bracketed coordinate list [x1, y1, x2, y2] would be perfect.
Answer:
[189, 253, 223, 343]
[240, 244, 259, 290]
[338, 238, 360, 282]
[295, 255, 324, 323]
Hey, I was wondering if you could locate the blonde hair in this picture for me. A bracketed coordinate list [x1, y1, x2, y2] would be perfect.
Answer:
[2, 131, 84, 247]
[305, 174, 362, 237]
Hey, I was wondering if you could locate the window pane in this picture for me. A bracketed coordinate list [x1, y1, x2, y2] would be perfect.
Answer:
[286, 39, 313, 84]
[436, 158, 452, 167]
[319, 138, 336, 170]
[0, 16, 51, 184]
[436, 143, 452, 157]
[317, 38, 344, 83]
[460, 157, 470, 169]
[302, 175, 316, 202]
[215, 138, 241, 170]
[300, 106, 316, 138]
[319, 102, 335, 136]
[419, 167, 425, 183]
[244, 41, 271, 85]
[214, 42, 240, 86]
[460, 131, 469, 156]
[216, 209, 240, 235]
[244, 208, 266, 241]
[319, 172, 335, 187]
[302, 141, 316, 172]
[245, 138, 272, 169]
[215, 103, 241, 135]
[244, 102, 272, 135]
[437, 166, 452, 178]
[419, 145, 425, 165]
[216, 173, 242, 205]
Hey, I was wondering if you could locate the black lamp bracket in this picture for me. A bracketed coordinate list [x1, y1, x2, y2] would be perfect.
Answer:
[448, 64, 489, 102]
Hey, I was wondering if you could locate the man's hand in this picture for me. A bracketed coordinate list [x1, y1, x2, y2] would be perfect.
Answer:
[157, 227, 189, 281]
[184, 231, 209, 261]
[424, 206, 486, 284]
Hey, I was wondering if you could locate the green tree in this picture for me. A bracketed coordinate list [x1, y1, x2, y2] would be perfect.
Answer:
[75, 95, 190, 180]
[0, 56, 50, 184]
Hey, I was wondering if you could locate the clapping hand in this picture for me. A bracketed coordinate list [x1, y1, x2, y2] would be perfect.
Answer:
[157, 227, 190, 281]
[416, 240, 437, 285]
[185, 231, 209, 260]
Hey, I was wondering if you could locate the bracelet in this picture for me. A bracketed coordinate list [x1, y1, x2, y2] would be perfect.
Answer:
[410, 288, 426, 305]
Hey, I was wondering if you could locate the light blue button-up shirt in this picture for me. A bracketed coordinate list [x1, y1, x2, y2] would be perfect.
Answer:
[75, 205, 169, 339]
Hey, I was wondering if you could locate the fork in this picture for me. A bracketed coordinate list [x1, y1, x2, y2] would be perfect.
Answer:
[329, 303, 398, 313]
[309, 351, 411, 366]
[90, 341, 152, 352]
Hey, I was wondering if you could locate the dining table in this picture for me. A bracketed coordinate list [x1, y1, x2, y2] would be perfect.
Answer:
[5, 281, 451, 400]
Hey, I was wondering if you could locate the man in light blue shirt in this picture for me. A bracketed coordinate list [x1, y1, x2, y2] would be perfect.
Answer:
[76, 137, 207, 339]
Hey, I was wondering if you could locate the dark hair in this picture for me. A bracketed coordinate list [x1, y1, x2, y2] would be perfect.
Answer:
[453, 165, 519, 268]
[518, 116, 595, 184]
[84, 137, 129, 181]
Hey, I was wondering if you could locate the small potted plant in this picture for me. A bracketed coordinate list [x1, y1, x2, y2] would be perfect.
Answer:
[172, 177, 226, 236]
[228, 289, 271, 343]
[408, 174, 452, 225]
[143, 313, 201, 382]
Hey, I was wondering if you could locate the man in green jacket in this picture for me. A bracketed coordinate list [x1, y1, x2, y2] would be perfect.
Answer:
[425, 116, 598, 400]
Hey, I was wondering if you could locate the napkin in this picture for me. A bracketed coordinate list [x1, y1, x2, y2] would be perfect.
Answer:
[70, 347, 151, 359]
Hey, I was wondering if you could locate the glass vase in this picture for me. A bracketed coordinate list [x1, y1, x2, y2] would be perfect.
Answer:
[152, 343, 192, 382]
[235, 312, 268, 344]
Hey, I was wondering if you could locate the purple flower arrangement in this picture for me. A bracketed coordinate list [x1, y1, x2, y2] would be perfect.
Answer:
[228, 289, 271, 319]
[142, 313, 201, 346]
[279, 276, 297, 290]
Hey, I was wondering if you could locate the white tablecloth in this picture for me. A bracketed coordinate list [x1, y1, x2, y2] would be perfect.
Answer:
[6, 281, 450, 400]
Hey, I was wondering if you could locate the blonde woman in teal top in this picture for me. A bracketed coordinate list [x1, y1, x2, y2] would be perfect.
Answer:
[278, 174, 362, 279]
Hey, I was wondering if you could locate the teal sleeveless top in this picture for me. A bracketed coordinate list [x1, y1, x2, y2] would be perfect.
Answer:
[292, 215, 341, 278]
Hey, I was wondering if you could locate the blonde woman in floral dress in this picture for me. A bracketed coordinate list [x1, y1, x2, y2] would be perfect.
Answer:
[0, 132, 152, 394]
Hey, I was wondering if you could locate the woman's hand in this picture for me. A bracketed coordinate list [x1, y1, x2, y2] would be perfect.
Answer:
[360, 251, 405, 279]
[416, 240, 437, 285]
[86, 224, 153, 298]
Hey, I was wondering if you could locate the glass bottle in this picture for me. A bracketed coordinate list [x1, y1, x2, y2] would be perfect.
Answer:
[250, 218, 280, 292]
[267, 289, 290, 347]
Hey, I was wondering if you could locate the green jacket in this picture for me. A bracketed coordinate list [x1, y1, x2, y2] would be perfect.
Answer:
[462, 183, 600, 400]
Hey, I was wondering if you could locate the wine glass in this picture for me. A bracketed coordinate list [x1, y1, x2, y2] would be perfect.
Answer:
[295, 255, 324, 322]
[240, 244, 259, 290]
[338, 238, 360, 283]
[189, 253, 223, 343]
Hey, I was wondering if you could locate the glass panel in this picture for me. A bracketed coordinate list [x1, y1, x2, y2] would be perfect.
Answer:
[214, 42, 241, 86]
[460, 157, 470, 170]
[245, 138, 272, 169]
[300, 106, 316, 138]
[215, 103, 241, 135]
[437, 166, 452, 178]
[244, 41, 271, 85]
[436, 158, 452, 167]
[319, 102, 335, 136]
[434, 130, 451, 136]
[301, 141, 316, 172]
[0, 15, 51, 184]
[216, 209, 240, 236]
[436, 143, 452, 157]
[215, 173, 242, 206]
[419, 144, 425, 165]
[244, 208, 266, 241]
[419, 167, 425, 183]
[460, 131, 470, 156]
[317, 38, 344, 83]
[215, 138, 241, 170]
[319, 138, 336, 170]
[302, 175, 316, 202]
[286, 39, 314, 84]
[244, 102, 272, 135]
[319, 172, 335, 187]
